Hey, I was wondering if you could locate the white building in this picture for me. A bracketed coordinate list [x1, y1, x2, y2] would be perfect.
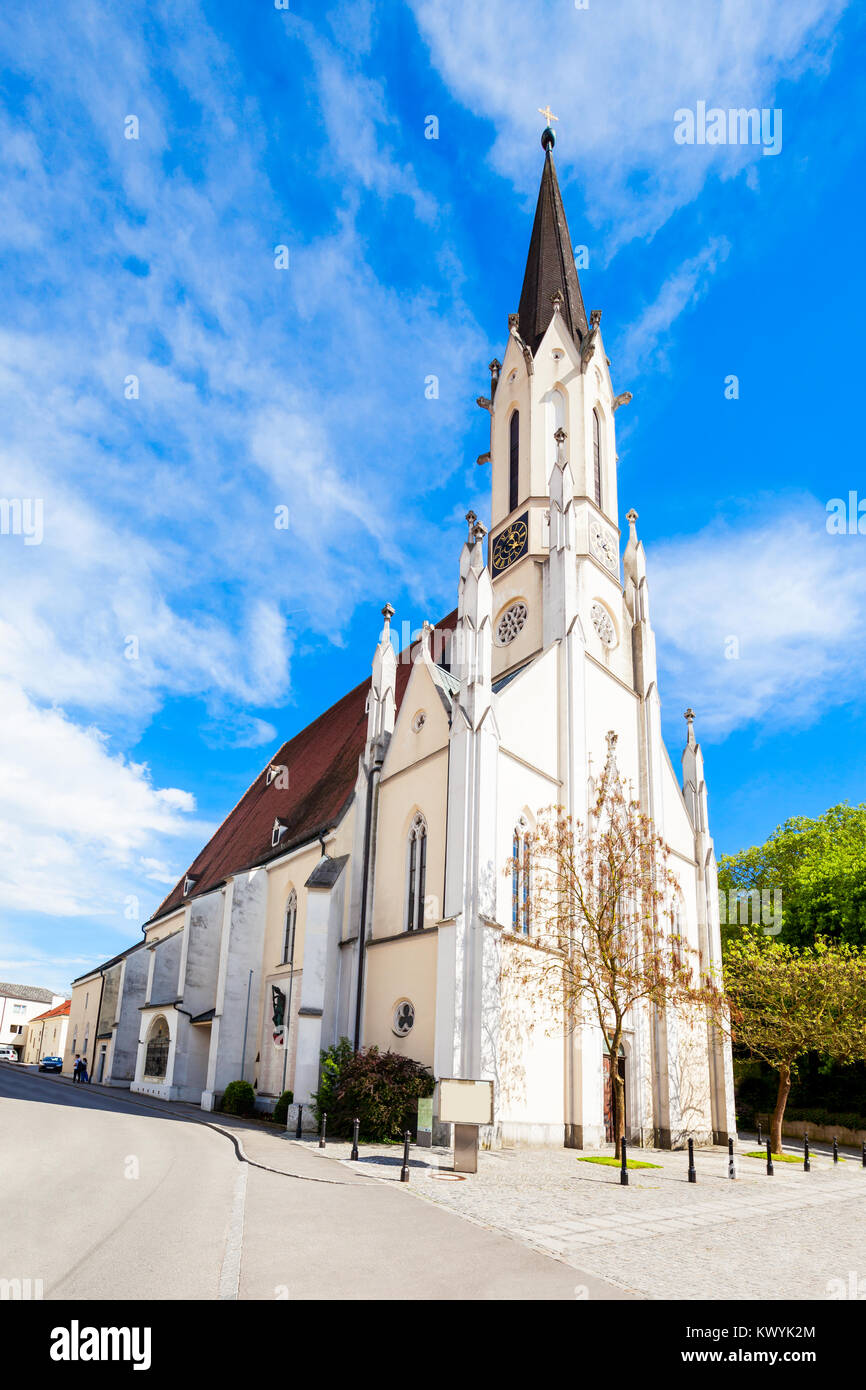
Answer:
[0, 983, 66, 1059]
[22, 1001, 70, 1065]
[107, 129, 734, 1147]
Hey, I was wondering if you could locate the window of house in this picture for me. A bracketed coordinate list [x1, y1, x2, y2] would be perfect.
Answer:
[282, 890, 297, 965]
[406, 814, 428, 932]
[272, 819, 288, 849]
[509, 410, 520, 514]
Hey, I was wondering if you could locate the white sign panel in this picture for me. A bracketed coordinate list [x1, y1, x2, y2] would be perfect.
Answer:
[438, 1078, 494, 1125]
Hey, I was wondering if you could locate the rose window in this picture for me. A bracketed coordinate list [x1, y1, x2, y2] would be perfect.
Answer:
[496, 602, 528, 646]
[590, 602, 616, 648]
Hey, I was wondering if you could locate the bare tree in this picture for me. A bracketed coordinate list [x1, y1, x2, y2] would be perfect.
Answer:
[503, 731, 723, 1154]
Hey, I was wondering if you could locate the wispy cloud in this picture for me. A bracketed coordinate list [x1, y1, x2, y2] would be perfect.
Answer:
[648, 498, 866, 739]
[0, 0, 484, 979]
[615, 237, 730, 375]
[409, 0, 846, 245]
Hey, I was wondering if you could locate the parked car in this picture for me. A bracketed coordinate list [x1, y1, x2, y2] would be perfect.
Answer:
[0, 1045, 19, 1062]
[38, 1055, 63, 1072]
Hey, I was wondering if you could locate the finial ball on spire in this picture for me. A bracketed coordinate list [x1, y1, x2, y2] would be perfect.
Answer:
[538, 106, 558, 151]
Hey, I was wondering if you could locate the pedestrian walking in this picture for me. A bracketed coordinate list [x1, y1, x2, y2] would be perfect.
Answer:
[72, 1054, 82, 1083]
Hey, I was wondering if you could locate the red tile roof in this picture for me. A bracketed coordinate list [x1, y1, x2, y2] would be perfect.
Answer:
[29, 1001, 71, 1021]
[148, 612, 458, 924]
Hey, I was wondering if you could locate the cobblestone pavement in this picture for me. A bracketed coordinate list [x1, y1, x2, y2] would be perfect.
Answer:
[297, 1136, 866, 1300]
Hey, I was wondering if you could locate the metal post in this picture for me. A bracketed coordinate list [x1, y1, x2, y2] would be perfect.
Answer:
[319, 1112, 327, 1149]
[804, 1134, 810, 1172]
[862, 1141, 866, 1169]
[757, 1119, 762, 1148]
[728, 1137, 736, 1179]
[688, 1138, 696, 1183]
[351, 1117, 360, 1162]
[620, 1137, 629, 1186]
[295, 1103, 303, 1140]
[766, 1139, 774, 1176]
[400, 1130, 411, 1182]
[833, 1136, 839, 1165]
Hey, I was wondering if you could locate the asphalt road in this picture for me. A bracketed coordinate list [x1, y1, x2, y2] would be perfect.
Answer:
[0, 1065, 632, 1301]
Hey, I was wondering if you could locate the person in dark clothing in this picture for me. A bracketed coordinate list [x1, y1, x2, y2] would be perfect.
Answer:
[72, 1054, 82, 1083]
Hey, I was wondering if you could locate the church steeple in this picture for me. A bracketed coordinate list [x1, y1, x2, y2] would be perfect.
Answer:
[517, 127, 588, 355]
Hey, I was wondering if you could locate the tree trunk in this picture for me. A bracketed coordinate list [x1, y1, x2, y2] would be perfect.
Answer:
[771, 1063, 791, 1156]
[609, 1033, 625, 1155]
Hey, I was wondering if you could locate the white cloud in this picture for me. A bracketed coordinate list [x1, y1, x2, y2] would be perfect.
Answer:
[408, 0, 846, 245]
[648, 499, 866, 739]
[0, 679, 212, 918]
[615, 238, 730, 376]
[0, 0, 486, 972]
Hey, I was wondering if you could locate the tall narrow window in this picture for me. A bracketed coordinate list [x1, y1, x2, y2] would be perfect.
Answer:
[512, 823, 532, 935]
[406, 814, 427, 932]
[592, 409, 602, 509]
[282, 889, 297, 964]
[509, 410, 520, 514]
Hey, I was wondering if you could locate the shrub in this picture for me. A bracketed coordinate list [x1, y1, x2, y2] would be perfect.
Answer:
[312, 1037, 434, 1142]
[273, 1090, 294, 1125]
[221, 1079, 256, 1116]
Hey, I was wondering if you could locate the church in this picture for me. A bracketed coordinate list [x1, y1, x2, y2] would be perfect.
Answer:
[70, 127, 735, 1149]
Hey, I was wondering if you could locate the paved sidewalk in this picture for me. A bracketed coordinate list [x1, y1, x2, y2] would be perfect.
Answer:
[298, 1134, 866, 1301]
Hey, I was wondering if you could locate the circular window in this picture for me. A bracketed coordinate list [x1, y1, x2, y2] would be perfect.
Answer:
[496, 601, 528, 646]
[393, 1000, 415, 1037]
[411, 710, 426, 733]
[590, 601, 616, 648]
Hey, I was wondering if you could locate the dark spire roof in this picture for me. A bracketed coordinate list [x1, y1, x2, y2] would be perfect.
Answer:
[517, 143, 588, 355]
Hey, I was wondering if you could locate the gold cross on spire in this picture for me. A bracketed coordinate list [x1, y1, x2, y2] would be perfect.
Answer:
[538, 105, 559, 127]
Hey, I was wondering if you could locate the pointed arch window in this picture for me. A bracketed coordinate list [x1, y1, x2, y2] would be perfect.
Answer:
[406, 814, 428, 932]
[282, 889, 297, 965]
[512, 822, 533, 935]
[509, 410, 520, 514]
[592, 409, 602, 510]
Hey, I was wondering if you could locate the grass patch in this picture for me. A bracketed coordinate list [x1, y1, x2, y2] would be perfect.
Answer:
[744, 1150, 821, 1163]
[577, 1155, 661, 1170]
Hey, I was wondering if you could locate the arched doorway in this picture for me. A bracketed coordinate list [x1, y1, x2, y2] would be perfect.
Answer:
[143, 1016, 170, 1081]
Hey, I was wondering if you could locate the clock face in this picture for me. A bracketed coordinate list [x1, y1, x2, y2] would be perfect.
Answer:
[589, 520, 618, 573]
[491, 513, 529, 573]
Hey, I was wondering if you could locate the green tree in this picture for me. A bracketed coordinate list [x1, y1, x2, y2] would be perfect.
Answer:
[723, 933, 866, 1154]
[719, 803, 866, 948]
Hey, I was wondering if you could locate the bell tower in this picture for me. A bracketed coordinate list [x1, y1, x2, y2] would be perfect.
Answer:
[477, 122, 631, 681]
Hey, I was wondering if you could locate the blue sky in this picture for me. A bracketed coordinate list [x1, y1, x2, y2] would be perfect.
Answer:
[1, 0, 864, 993]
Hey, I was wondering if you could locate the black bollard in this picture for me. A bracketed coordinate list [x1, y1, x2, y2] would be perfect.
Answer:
[766, 1139, 774, 1176]
[728, 1137, 736, 1180]
[804, 1134, 810, 1172]
[351, 1117, 360, 1162]
[688, 1138, 696, 1183]
[620, 1136, 629, 1186]
[400, 1129, 411, 1182]
[295, 1103, 303, 1140]
[319, 1111, 327, 1149]
[862, 1141, 866, 1169]
[833, 1136, 839, 1164]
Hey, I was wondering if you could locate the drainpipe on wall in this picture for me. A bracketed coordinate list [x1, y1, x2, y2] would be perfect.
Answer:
[353, 755, 383, 1052]
[88, 969, 106, 1084]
